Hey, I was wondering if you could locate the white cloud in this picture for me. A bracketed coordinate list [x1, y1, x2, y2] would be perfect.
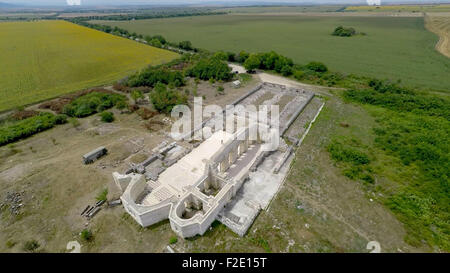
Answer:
[66, 0, 81, 5]
[367, 0, 381, 5]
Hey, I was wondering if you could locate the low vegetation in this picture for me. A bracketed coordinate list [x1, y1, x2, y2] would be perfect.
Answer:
[96, 189, 108, 202]
[62, 92, 126, 118]
[100, 111, 115, 123]
[0, 113, 67, 147]
[169, 236, 178, 244]
[80, 229, 93, 242]
[150, 83, 188, 114]
[186, 56, 233, 81]
[127, 66, 185, 88]
[342, 81, 450, 251]
[23, 240, 40, 252]
[332, 26, 357, 37]
[243, 51, 294, 76]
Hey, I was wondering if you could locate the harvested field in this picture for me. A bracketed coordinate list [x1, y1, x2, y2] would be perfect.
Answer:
[0, 20, 179, 112]
[425, 13, 450, 58]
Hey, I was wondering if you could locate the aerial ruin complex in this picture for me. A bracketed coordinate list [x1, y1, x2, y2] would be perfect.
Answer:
[113, 82, 318, 238]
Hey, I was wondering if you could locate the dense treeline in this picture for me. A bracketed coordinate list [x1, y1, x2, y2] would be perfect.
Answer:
[79, 11, 227, 21]
[186, 56, 233, 81]
[0, 113, 67, 146]
[344, 80, 450, 250]
[127, 67, 185, 88]
[241, 51, 294, 76]
[71, 10, 227, 21]
[71, 20, 198, 54]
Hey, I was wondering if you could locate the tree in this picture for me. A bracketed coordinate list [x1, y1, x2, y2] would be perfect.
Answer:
[100, 111, 114, 123]
[213, 51, 228, 61]
[150, 83, 187, 114]
[238, 51, 250, 63]
[187, 57, 233, 81]
[149, 38, 162, 48]
[178, 40, 193, 50]
[243, 54, 261, 72]
[306, 62, 328, 73]
[332, 26, 356, 37]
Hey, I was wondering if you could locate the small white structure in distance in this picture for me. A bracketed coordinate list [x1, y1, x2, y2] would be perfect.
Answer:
[232, 80, 241, 88]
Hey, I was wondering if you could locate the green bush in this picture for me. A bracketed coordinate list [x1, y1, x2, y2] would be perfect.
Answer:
[169, 236, 178, 244]
[62, 92, 126, 118]
[332, 26, 357, 37]
[115, 100, 128, 110]
[0, 112, 61, 146]
[55, 114, 68, 125]
[150, 83, 188, 114]
[127, 67, 185, 88]
[187, 57, 233, 81]
[96, 188, 108, 202]
[178, 40, 193, 50]
[100, 111, 114, 123]
[80, 229, 93, 242]
[23, 240, 40, 252]
[305, 62, 328, 73]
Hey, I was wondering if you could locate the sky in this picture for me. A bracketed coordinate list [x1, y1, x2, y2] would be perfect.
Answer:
[1, 0, 447, 7]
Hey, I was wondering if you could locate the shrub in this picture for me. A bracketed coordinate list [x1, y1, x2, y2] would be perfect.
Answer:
[23, 240, 40, 252]
[169, 236, 178, 244]
[55, 114, 68, 125]
[96, 188, 108, 202]
[6, 240, 16, 248]
[62, 92, 126, 118]
[150, 83, 188, 114]
[332, 26, 357, 37]
[305, 62, 328, 73]
[127, 67, 185, 88]
[115, 100, 128, 110]
[213, 51, 228, 61]
[80, 229, 93, 242]
[131, 90, 144, 103]
[100, 111, 114, 123]
[178, 40, 193, 50]
[0, 113, 60, 146]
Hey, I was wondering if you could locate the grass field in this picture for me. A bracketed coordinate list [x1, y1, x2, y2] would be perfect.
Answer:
[93, 14, 450, 91]
[0, 20, 178, 112]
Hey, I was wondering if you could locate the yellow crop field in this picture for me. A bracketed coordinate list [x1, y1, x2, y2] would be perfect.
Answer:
[0, 20, 179, 112]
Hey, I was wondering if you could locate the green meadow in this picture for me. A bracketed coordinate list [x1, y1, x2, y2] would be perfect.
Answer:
[93, 14, 450, 91]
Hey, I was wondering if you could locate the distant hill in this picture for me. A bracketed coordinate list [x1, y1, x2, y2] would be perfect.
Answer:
[0, 2, 18, 8]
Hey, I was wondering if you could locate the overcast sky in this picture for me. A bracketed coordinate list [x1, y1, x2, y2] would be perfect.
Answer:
[1, 0, 447, 7]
